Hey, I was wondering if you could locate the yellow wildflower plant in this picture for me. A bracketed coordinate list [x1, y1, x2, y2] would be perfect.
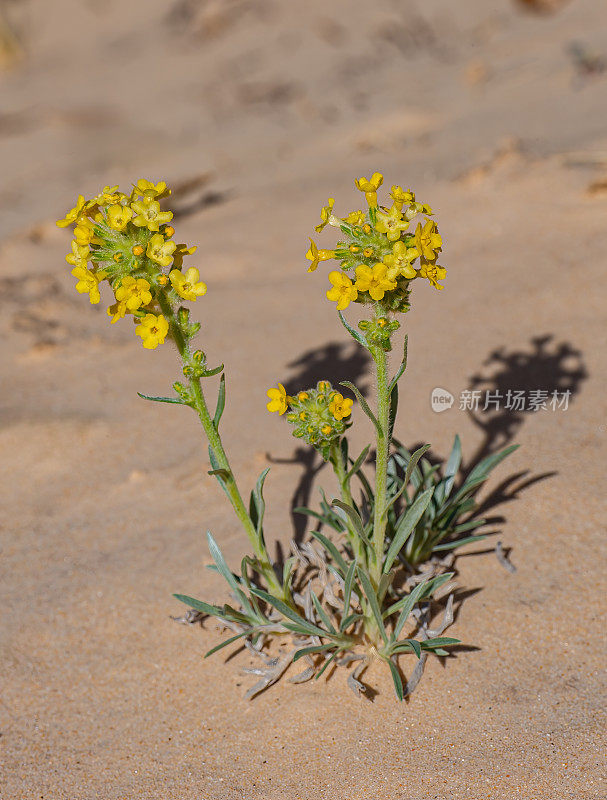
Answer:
[355, 172, 384, 208]
[306, 239, 335, 273]
[315, 198, 335, 232]
[131, 196, 173, 232]
[59, 173, 473, 704]
[169, 267, 207, 302]
[135, 313, 169, 349]
[71, 265, 101, 304]
[374, 204, 410, 242]
[146, 233, 177, 267]
[115, 276, 153, 311]
[266, 383, 288, 415]
[326, 270, 358, 310]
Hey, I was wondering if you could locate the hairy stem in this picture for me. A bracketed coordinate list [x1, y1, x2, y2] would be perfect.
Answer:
[370, 328, 390, 588]
[154, 288, 286, 601]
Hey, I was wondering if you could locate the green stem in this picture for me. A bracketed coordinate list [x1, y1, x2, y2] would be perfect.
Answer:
[153, 287, 286, 602]
[370, 328, 390, 588]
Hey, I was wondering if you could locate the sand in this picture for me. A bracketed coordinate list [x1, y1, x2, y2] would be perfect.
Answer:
[1, 0, 606, 797]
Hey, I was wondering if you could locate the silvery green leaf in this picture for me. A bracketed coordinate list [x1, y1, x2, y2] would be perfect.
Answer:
[383, 487, 434, 574]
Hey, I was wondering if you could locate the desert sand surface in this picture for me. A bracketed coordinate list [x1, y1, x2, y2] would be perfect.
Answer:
[1, 0, 606, 798]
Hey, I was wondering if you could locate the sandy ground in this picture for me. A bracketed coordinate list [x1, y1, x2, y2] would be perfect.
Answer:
[1, 0, 606, 797]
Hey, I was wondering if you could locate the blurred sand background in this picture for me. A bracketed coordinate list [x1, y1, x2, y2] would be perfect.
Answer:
[1, 0, 606, 797]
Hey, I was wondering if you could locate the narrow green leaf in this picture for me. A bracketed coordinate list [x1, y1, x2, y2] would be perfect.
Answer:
[249, 587, 329, 638]
[208, 468, 230, 480]
[432, 534, 487, 551]
[332, 500, 368, 543]
[387, 658, 404, 701]
[137, 392, 186, 405]
[383, 487, 434, 573]
[393, 579, 433, 639]
[346, 444, 371, 481]
[339, 612, 362, 631]
[293, 643, 335, 662]
[202, 363, 224, 378]
[173, 594, 222, 617]
[213, 373, 226, 429]
[204, 631, 250, 658]
[384, 572, 454, 617]
[388, 334, 408, 394]
[314, 651, 338, 680]
[383, 444, 431, 519]
[340, 561, 357, 631]
[453, 518, 487, 534]
[388, 383, 398, 442]
[338, 311, 367, 347]
[340, 381, 382, 437]
[357, 568, 388, 645]
[293, 506, 343, 533]
[207, 532, 255, 617]
[442, 434, 462, 500]
[420, 637, 460, 650]
[311, 591, 336, 633]
[310, 530, 348, 576]
[466, 444, 519, 486]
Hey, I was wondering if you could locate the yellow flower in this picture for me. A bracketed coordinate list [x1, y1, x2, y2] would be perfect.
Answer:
[135, 313, 169, 349]
[414, 220, 442, 261]
[354, 263, 397, 301]
[418, 259, 447, 290]
[65, 240, 90, 268]
[134, 179, 170, 199]
[107, 204, 133, 231]
[146, 233, 176, 267]
[131, 197, 173, 232]
[115, 276, 153, 311]
[267, 383, 288, 415]
[354, 173, 383, 208]
[382, 241, 418, 280]
[71, 266, 101, 304]
[169, 267, 207, 301]
[390, 186, 415, 211]
[343, 210, 365, 226]
[326, 271, 358, 310]
[374, 204, 409, 242]
[306, 239, 335, 273]
[315, 198, 335, 232]
[57, 195, 85, 228]
[73, 216, 96, 246]
[329, 393, 353, 421]
[107, 301, 128, 323]
[172, 243, 197, 269]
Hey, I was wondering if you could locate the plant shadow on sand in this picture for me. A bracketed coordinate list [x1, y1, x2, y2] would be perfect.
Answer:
[263, 334, 587, 694]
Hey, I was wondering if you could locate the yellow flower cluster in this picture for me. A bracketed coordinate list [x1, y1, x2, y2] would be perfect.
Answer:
[56, 180, 207, 349]
[306, 173, 446, 314]
[267, 381, 354, 456]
